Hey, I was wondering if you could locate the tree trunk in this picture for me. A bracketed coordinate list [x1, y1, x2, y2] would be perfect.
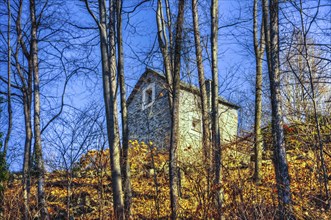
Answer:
[169, 0, 185, 219]
[108, 1, 124, 219]
[85, 0, 125, 218]
[4, 0, 12, 160]
[253, 0, 265, 184]
[29, 0, 49, 219]
[211, 0, 222, 214]
[116, 0, 132, 217]
[15, 1, 33, 218]
[156, 0, 173, 107]
[268, 0, 293, 218]
[22, 87, 33, 220]
[192, 0, 212, 195]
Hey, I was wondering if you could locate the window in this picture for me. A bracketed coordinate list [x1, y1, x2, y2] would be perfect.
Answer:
[142, 83, 155, 110]
[145, 89, 153, 105]
[192, 118, 201, 133]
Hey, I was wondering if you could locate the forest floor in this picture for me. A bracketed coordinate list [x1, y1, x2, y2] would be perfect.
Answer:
[3, 138, 331, 219]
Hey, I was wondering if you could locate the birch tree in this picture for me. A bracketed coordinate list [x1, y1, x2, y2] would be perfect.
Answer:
[29, 0, 50, 218]
[211, 0, 222, 214]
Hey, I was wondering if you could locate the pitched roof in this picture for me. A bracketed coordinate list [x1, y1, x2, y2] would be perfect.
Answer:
[127, 68, 240, 109]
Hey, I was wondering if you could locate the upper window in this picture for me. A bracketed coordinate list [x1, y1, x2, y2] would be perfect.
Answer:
[192, 118, 201, 133]
[142, 83, 155, 110]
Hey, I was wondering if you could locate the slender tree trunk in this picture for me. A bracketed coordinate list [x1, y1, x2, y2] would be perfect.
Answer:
[22, 89, 33, 220]
[191, 0, 212, 195]
[108, 1, 124, 219]
[211, 0, 222, 214]
[156, 0, 173, 106]
[262, 0, 272, 75]
[116, 0, 132, 217]
[29, 0, 49, 219]
[268, 0, 293, 218]
[168, 1, 185, 219]
[16, 42, 33, 220]
[15, 1, 33, 218]
[85, 0, 124, 217]
[4, 0, 12, 160]
[252, 0, 265, 184]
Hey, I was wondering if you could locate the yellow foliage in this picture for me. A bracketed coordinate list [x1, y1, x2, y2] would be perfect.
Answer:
[3, 140, 331, 219]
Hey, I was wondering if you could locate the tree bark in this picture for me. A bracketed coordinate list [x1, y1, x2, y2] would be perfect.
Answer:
[84, 0, 124, 218]
[169, 0, 185, 219]
[268, 0, 293, 218]
[4, 0, 12, 160]
[29, 0, 49, 218]
[156, 0, 173, 107]
[15, 0, 33, 218]
[253, 0, 265, 184]
[116, 0, 132, 217]
[108, 1, 124, 219]
[191, 0, 212, 195]
[211, 0, 222, 214]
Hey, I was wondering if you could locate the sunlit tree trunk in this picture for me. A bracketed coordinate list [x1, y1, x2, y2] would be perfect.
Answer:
[108, 1, 124, 218]
[15, 0, 33, 218]
[252, 0, 265, 184]
[267, 0, 293, 218]
[4, 0, 12, 161]
[211, 0, 222, 214]
[84, 0, 124, 218]
[156, 0, 173, 108]
[29, 0, 49, 218]
[168, 0, 185, 219]
[116, 0, 132, 217]
[192, 0, 212, 196]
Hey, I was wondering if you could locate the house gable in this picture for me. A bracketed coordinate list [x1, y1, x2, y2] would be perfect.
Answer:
[127, 69, 171, 148]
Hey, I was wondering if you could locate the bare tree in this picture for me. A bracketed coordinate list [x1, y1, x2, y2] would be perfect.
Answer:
[281, 0, 330, 209]
[265, 0, 293, 218]
[84, 0, 124, 218]
[116, 0, 132, 216]
[211, 0, 222, 214]
[252, 0, 266, 184]
[29, 0, 50, 218]
[156, 0, 173, 106]
[191, 0, 212, 196]
[14, 1, 34, 217]
[4, 0, 12, 161]
[168, 1, 185, 219]
[45, 105, 104, 219]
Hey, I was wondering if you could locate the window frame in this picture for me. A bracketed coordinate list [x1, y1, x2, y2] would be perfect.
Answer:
[191, 117, 202, 133]
[142, 82, 155, 110]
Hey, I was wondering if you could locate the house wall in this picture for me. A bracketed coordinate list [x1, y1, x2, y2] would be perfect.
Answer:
[127, 72, 238, 157]
[218, 104, 238, 143]
[177, 89, 238, 160]
[127, 73, 171, 149]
